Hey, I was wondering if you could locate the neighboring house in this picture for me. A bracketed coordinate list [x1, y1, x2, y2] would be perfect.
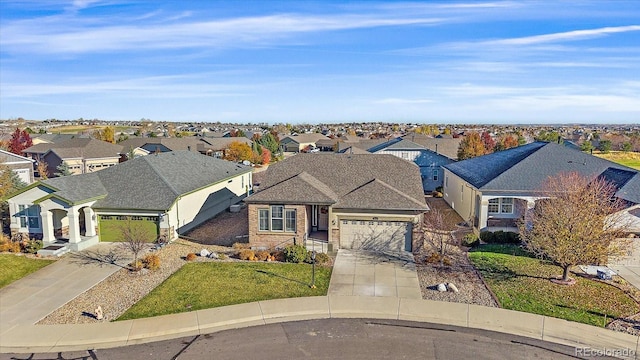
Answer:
[7, 151, 252, 254]
[279, 134, 330, 152]
[401, 133, 461, 160]
[442, 141, 640, 233]
[30, 133, 84, 145]
[244, 154, 428, 254]
[118, 137, 252, 160]
[22, 138, 123, 176]
[0, 149, 35, 185]
[367, 138, 455, 193]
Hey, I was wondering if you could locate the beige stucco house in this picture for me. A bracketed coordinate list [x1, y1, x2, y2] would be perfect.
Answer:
[7, 151, 252, 255]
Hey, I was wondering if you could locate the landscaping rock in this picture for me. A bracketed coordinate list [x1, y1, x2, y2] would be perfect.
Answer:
[447, 283, 459, 293]
[200, 249, 211, 257]
[208, 252, 218, 259]
[437, 283, 447, 292]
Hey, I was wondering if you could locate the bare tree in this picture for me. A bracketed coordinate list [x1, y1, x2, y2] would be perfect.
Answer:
[118, 218, 153, 271]
[36, 157, 49, 180]
[519, 172, 631, 282]
[423, 207, 454, 265]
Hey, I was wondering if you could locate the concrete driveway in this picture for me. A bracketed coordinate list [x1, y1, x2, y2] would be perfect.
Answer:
[328, 249, 422, 299]
[0, 243, 132, 334]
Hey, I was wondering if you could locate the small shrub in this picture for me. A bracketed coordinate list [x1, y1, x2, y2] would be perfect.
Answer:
[238, 249, 255, 261]
[432, 191, 443, 198]
[480, 230, 520, 244]
[425, 252, 451, 266]
[22, 239, 44, 254]
[313, 252, 331, 265]
[435, 186, 443, 193]
[283, 244, 308, 263]
[271, 250, 285, 262]
[462, 233, 479, 247]
[232, 242, 251, 250]
[185, 253, 197, 261]
[255, 250, 270, 261]
[142, 254, 161, 270]
[1, 241, 22, 253]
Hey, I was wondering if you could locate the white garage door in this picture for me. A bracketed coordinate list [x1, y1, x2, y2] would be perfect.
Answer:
[339, 220, 412, 253]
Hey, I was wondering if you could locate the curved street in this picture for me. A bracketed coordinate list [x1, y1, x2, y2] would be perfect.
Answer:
[1, 318, 611, 360]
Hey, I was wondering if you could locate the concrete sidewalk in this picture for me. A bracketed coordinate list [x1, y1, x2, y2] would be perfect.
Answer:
[610, 265, 640, 291]
[1, 296, 637, 358]
[328, 250, 421, 299]
[0, 243, 132, 334]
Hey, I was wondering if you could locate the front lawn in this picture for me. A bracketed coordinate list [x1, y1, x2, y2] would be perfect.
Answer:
[118, 262, 332, 320]
[0, 254, 55, 288]
[469, 245, 639, 327]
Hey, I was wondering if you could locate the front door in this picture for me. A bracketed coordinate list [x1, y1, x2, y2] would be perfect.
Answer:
[318, 206, 329, 231]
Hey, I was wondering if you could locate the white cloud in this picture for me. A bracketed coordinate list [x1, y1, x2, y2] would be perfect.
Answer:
[486, 25, 640, 45]
[374, 98, 433, 104]
[0, 13, 444, 54]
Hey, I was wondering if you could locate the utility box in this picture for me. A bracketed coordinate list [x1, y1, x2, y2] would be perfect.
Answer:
[597, 269, 613, 280]
[229, 204, 241, 213]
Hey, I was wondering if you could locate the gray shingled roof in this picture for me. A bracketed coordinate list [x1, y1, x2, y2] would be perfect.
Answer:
[368, 138, 425, 153]
[40, 151, 251, 210]
[25, 138, 122, 159]
[246, 154, 427, 211]
[401, 134, 461, 160]
[281, 133, 330, 144]
[444, 141, 640, 204]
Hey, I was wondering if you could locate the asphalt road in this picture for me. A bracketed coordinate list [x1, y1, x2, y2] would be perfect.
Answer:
[1, 318, 619, 360]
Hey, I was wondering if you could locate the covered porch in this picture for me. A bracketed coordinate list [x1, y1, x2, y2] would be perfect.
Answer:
[38, 198, 99, 254]
[476, 195, 543, 233]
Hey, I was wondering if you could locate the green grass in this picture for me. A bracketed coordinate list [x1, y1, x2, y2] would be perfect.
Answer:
[118, 262, 332, 320]
[594, 151, 640, 170]
[469, 245, 639, 327]
[0, 254, 55, 288]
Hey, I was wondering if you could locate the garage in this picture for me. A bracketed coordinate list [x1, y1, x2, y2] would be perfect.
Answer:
[98, 215, 159, 242]
[339, 220, 412, 253]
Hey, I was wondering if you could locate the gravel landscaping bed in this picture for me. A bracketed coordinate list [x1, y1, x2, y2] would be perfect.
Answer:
[415, 245, 498, 308]
[38, 239, 236, 324]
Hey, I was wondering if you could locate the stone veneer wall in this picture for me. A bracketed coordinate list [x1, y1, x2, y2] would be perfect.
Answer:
[248, 204, 307, 249]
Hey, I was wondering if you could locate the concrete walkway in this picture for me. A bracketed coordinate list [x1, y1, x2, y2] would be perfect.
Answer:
[328, 250, 421, 299]
[610, 265, 640, 291]
[0, 243, 132, 334]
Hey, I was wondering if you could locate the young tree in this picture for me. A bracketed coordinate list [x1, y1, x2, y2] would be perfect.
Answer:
[118, 218, 153, 271]
[519, 172, 631, 282]
[55, 162, 72, 177]
[0, 162, 27, 200]
[8, 128, 33, 155]
[457, 132, 486, 160]
[480, 132, 496, 154]
[580, 141, 594, 152]
[257, 132, 280, 154]
[224, 141, 253, 162]
[260, 146, 272, 165]
[93, 126, 115, 143]
[598, 140, 612, 153]
[422, 207, 453, 266]
[496, 135, 519, 151]
[36, 158, 49, 180]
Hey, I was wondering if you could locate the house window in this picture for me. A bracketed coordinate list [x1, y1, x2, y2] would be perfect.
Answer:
[501, 198, 514, 213]
[18, 205, 39, 229]
[445, 176, 448, 187]
[488, 198, 500, 213]
[271, 205, 284, 231]
[401, 152, 409, 159]
[432, 169, 438, 181]
[488, 198, 514, 214]
[285, 209, 296, 232]
[258, 209, 269, 231]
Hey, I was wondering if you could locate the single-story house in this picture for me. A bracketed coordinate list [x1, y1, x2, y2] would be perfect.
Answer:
[244, 154, 428, 254]
[442, 141, 640, 233]
[1, 149, 35, 185]
[22, 138, 123, 177]
[279, 133, 330, 152]
[118, 137, 252, 160]
[7, 151, 252, 254]
[367, 138, 455, 193]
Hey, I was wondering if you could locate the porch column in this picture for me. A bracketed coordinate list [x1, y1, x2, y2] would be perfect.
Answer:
[67, 206, 81, 244]
[40, 209, 55, 243]
[84, 208, 97, 237]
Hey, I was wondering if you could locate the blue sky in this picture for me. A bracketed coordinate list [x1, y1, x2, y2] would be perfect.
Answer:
[1, 1, 639, 124]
